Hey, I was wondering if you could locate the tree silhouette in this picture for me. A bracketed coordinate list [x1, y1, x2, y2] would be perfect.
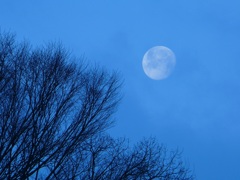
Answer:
[0, 32, 194, 179]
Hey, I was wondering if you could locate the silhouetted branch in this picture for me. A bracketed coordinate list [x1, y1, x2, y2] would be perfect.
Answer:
[0, 31, 194, 180]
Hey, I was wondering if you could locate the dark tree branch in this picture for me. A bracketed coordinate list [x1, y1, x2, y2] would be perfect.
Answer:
[0, 31, 194, 180]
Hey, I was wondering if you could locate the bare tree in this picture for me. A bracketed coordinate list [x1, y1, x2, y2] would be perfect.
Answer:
[0, 32, 194, 180]
[55, 134, 194, 180]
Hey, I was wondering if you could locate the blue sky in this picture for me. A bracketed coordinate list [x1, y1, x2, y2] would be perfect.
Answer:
[1, 1, 240, 179]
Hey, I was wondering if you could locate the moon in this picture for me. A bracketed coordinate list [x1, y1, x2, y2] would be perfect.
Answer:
[142, 46, 176, 80]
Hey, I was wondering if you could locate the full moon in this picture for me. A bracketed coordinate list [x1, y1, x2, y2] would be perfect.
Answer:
[142, 46, 176, 80]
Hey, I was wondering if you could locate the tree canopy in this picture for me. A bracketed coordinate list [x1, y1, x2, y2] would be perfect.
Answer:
[0, 32, 194, 179]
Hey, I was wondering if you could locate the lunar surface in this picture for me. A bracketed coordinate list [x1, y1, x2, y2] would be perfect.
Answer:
[142, 46, 176, 80]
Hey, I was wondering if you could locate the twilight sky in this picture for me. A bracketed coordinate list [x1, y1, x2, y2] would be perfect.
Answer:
[1, 1, 240, 179]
